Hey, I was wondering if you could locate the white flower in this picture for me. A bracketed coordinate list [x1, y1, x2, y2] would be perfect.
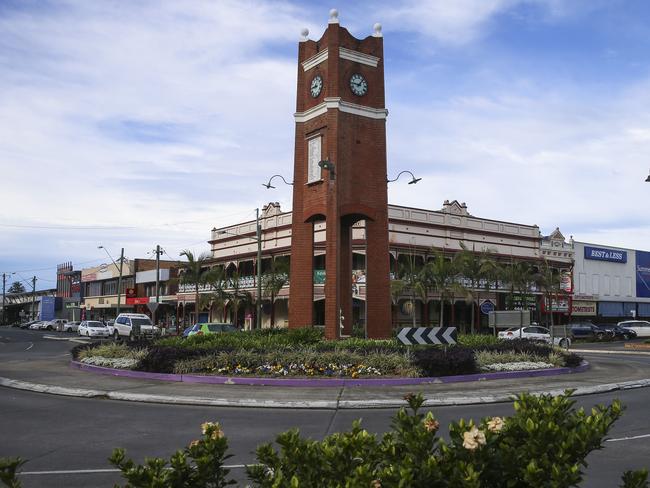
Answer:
[487, 417, 504, 433]
[462, 426, 486, 450]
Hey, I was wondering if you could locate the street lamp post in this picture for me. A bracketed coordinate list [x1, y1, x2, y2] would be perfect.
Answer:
[2, 272, 15, 326]
[217, 209, 263, 330]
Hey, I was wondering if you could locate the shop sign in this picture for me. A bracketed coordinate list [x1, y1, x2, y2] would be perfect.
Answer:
[636, 251, 650, 298]
[510, 294, 537, 311]
[571, 300, 597, 316]
[126, 297, 150, 305]
[542, 296, 569, 313]
[584, 246, 627, 263]
[65, 302, 80, 309]
[560, 272, 572, 293]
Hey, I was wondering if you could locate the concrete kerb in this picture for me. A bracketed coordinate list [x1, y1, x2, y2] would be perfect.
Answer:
[3, 375, 650, 409]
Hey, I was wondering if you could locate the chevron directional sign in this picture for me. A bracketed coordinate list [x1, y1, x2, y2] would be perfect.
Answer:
[397, 327, 457, 346]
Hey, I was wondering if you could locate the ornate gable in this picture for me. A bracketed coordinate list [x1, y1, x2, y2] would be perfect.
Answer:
[441, 199, 470, 216]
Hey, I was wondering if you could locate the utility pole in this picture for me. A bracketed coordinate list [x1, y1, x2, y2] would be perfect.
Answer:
[31, 276, 37, 320]
[154, 244, 161, 325]
[116, 248, 124, 317]
[256, 208, 262, 331]
[2, 273, 5, 326]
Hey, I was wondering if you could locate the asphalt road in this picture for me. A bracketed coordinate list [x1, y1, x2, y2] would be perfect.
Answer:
[1, 327, 649, 487]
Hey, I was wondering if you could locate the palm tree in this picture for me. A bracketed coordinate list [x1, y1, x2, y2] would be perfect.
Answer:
[178, 250, 212, 324]
[425, 249, 459, 327]
[534, 259, 563, 329]
[262, 256, 290, 328]
[204, 265, 228, 322]
[500, 259, 534, 311]
[227, 271, 252, 328]
[456, 243, 499, 334]
[392, 252, 428, 327]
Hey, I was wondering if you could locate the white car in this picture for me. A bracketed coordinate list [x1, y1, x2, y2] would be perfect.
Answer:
[617, 320, 650, 338]
[111, 313, 160, 341]
[498, 325, 571, 347]
[63, 321, 80, 333]
[78, 320, 110, 338]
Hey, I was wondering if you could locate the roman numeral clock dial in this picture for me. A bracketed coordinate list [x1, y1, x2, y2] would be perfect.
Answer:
[349, 73, 368, 96]
[310, 75, 323, 98]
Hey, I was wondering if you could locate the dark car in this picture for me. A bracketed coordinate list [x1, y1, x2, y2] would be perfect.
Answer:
[596, 324, 637, 340]
[569, 322, 612, 340]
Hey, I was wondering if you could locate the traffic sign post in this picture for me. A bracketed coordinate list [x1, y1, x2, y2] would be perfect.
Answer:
[479, 299, 495, 315]
[397, 327, 457, 346]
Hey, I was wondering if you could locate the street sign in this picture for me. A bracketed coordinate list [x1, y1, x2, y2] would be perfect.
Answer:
[397, 327, 457, 346]
[479, 299, 495, 315]
[146, 302, 159, 314]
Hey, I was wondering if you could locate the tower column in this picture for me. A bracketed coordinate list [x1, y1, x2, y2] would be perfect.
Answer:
[288, 220, 314, 328]
[365, 214, 391, 338]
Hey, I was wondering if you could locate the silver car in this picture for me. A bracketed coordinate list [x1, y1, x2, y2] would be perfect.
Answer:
[617, 320, 650, 338]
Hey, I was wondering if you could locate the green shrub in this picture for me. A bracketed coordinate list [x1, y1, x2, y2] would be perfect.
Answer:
[457, 334, 502, 348]
[0, 457, 25, 488]
[247, 392, 648, 487]
[413, 346, 478, 376]
[109, 422, 235, 487]
[475, 350, 550, 369]
[76, 343, 147, 361]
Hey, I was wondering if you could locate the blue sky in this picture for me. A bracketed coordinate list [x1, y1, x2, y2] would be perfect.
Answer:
[1, 0, 650, 290]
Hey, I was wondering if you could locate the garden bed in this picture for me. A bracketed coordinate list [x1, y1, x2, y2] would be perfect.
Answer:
[71, 329, 582, 379]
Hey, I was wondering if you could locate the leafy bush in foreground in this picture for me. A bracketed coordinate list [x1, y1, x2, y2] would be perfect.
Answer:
[248, 392, 648, 488]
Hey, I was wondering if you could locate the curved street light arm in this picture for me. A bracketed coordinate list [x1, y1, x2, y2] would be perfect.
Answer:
[387, 170, 422, 185]
[262, 174, 294, 189]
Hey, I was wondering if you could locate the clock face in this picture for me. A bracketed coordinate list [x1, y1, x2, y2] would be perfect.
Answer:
[349, 73, 368, 96]
[310, 75, 323, 98]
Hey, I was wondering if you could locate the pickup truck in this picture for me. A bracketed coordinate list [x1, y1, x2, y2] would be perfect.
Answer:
[109, 313, 160, 341]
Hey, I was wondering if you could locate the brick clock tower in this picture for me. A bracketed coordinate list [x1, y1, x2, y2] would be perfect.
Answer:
[288, 10, 391, 339]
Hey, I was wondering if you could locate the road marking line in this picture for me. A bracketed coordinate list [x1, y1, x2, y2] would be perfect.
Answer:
[606, 433, 650, 443]
[19, 464, 251, 476]
[25, 343, 33, 351]
[571, 349, 650, 356]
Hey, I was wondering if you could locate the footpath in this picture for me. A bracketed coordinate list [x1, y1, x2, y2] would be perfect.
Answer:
[1, 336, 650, 409]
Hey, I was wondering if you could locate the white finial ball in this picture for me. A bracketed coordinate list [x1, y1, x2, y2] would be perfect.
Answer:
[329, 8, 339, 21]
[373, 22, 382, 37]
[300, 28, 309, 40]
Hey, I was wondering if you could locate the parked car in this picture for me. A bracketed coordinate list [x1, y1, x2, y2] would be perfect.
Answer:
[187, 322, 238, 337]
[50, 319, 68, 331]
[109, 313, 160, 341]
[617, 320, 650, 338]
[63, 321, 81, 333]
[569, 322, 612, 340]
[20, 320, 39, 329]
[498, 325, 570, 347]
[29, 321, 46, 330]
[78, 320, 110, 338]
[596, 323, 637, 340]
